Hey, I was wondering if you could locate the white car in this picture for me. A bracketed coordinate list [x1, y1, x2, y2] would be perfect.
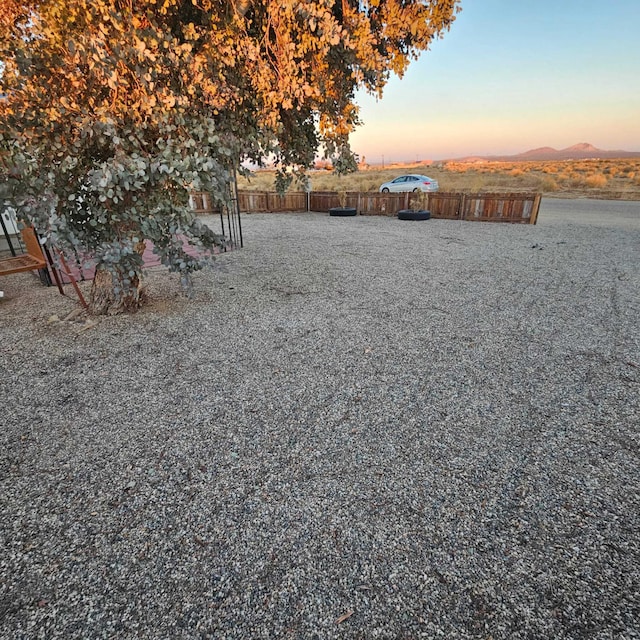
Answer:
[379, 174, 439, 193]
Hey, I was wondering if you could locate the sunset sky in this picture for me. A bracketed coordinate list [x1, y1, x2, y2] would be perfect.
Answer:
[350, 0, 640, 163]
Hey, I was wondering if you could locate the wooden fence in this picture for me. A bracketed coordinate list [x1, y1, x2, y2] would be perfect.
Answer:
[236, 190, 541, 224]
[237, 191, 308, 213]
[461, 193, 541, 223]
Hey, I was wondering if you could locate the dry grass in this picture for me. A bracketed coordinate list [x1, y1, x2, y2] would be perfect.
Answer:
[238, 158, 640, 200]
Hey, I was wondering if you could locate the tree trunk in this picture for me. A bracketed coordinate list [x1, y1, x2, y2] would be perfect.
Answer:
[88, 240, 146, 315]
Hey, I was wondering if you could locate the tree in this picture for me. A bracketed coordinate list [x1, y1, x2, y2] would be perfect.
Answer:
[0, 0, 460, 313]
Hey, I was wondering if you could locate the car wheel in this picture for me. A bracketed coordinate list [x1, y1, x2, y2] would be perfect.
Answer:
[412, 188, 420, 192]
[397, 209, 431, 221]
[381, 188, 390, 193]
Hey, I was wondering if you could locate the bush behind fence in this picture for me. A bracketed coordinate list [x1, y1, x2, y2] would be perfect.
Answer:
[204, 190, 541, 224]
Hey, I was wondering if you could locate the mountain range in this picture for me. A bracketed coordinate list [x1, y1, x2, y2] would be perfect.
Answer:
[450, 143, 640, 162]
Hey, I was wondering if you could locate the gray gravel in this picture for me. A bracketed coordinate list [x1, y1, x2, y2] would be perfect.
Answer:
[1, 198, 639, 639]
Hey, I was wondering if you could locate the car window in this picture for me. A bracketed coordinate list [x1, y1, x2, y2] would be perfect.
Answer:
[392, 177, 406, 183]
[406, 176, 418, 182]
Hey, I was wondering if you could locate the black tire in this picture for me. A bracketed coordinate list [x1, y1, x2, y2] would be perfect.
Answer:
[412, 188, 420, 192]
[397, 209, 431, 221]
[329, 206, 357, 217]
[381, 188, 390, 193]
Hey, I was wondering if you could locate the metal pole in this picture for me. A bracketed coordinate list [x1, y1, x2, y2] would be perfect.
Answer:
[232, 164, 244, 248]
[0, 213, 17, 257]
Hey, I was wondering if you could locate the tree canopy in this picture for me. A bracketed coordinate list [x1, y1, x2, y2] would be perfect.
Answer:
[0, 0, 460, 313]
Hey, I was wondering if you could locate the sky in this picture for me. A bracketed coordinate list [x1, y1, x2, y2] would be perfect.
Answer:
[349, 0, 640, 163]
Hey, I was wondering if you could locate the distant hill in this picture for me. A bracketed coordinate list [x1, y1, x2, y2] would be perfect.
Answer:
[450, 143, 640, 162]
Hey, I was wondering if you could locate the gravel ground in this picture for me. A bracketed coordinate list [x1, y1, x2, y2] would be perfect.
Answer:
[1, 198, 639, 639]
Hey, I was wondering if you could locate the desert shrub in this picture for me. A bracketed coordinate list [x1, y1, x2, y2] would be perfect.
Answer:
[568, 173, 584, 187]
[541, 177, 559, 192]
[509, 169, 524, 177]
[584, 174, 608, 188]
[469, 176, 486, 191]
[348, 175, 380, 192]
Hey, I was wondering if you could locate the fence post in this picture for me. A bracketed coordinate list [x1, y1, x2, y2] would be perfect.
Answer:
[530, 194, 541, 225]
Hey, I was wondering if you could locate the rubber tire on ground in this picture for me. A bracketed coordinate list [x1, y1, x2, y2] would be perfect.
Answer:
[381, 188, 390, 193]
[329, 207, 357, 217]
[397, 209, 431, 221]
